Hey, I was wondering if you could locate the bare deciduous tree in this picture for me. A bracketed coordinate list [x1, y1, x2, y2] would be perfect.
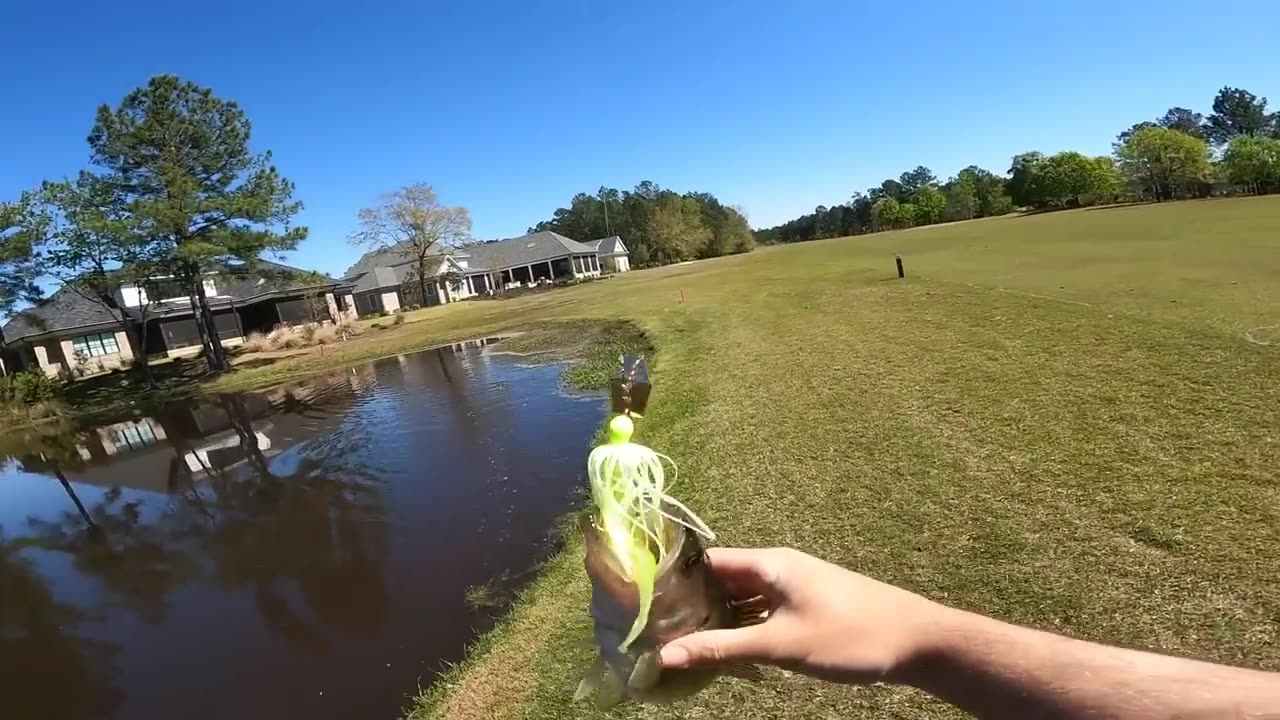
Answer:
[348, 184, 471, 306]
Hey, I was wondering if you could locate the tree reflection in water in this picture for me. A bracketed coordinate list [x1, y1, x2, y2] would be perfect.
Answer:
[0, 532, 123, 719]
[17, 387, 391, 668]
[186, 394, 391, 652]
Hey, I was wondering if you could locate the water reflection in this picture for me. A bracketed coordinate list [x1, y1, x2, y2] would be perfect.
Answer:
[0, 338, 602, 719]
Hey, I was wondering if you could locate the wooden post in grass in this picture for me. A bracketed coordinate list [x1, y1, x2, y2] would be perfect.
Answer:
[896, 254, 905, 278]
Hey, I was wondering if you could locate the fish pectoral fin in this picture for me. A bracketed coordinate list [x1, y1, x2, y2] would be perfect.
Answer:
[731, 596, 772, 628]
[573, 656, 607, 702]
[596, 665, 627, 709]
[733, 606, 770, 627]
[725, 664, 767, 682]
[627, 650, 662, 691]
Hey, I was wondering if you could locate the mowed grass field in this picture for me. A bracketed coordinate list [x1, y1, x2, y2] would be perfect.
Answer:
[354, 198, 1277, 719]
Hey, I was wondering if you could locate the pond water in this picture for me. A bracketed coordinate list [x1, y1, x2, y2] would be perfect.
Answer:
[0, 339, 604, 720]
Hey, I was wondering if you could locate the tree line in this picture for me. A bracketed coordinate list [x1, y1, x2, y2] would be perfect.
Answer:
[758, 86, 1280, 244]
[529, 182, 754, 266]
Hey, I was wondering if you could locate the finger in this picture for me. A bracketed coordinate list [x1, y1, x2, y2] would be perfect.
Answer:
[705, 548, 783, 599]
[659, 626, 773, 669]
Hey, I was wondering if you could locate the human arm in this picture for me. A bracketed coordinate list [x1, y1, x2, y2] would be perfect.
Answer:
[658, 548, 1280, 719]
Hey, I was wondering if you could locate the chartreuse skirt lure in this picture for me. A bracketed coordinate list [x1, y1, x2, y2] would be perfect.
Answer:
[586, 355, 714, 652]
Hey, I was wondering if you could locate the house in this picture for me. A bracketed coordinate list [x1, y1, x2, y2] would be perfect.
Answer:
[343, 242, 494, 315]
[342, 231, 619, 317]
[588, 235, 632, 273]
[466, 231, 602, 288]
[0, 260, 356, 379]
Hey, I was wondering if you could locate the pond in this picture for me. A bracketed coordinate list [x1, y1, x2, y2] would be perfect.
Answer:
[0, 339, 605, 720]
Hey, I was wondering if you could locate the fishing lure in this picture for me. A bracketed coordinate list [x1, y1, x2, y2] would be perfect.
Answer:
[586, 355, 715, 652]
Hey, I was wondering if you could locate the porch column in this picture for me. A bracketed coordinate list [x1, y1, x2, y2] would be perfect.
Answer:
[525, 264, 534, 283]
[324, 292, 340, 322]
[33, 344, 58, 378]
[114, 330, 134, 362]
[59, 338, 79, 375]
[546, 260, 554, 280]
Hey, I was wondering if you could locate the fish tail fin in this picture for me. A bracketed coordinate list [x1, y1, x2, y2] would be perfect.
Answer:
[574, 655, 607, 702]
[627, 650, 662, 691]
[596, 662, 627, 709]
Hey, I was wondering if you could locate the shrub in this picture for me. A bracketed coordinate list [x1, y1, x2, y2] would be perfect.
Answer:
[299, 323, 319, 343]
[264, 326, 303, 350]
[334, 318, 365, 340]
[0, 370, 62, 405]
[311, 324, 341, 345]
[241, 331, 270, 353]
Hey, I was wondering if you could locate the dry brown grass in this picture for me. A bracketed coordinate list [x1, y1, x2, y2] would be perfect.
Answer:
[241, 331, 270, 353]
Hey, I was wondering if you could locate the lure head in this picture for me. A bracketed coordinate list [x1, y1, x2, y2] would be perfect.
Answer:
[607, 413, 634, 445]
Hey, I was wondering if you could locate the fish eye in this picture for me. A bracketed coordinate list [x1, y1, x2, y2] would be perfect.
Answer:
[683, 551, 706, 570]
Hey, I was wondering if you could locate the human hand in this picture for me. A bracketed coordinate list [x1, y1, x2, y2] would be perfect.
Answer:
[658, 547, 945, 684]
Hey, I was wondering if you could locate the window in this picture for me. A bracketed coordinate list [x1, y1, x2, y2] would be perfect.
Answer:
[145, 279, 187, 301]
[108, 421, 157, 451]
[73, 332, 120, 358]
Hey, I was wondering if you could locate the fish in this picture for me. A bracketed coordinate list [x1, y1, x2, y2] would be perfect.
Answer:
[574, 509, 767, 708]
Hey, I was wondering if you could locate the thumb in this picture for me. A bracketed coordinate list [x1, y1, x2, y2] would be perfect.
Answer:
[660, 626, 771, 669]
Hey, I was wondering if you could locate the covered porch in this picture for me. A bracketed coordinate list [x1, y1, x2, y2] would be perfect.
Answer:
[431, 269, 494, 305]
[496, 254, 600, 290]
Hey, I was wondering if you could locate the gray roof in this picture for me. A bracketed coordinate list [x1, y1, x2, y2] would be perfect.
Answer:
[592, 235, 627, 256]
[3, 261, 348, 343]
[348, 255, 467, 294]
[344, 240, 465, 278]
[2, 287, 124, 342]
[465, 231, 597, 271]
[353, 266, 402, 293]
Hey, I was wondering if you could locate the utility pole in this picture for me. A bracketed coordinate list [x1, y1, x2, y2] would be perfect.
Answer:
[601, 188, 612, 236]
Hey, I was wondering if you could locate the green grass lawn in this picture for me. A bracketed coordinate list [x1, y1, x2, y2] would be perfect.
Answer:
[390, 197, 1279, 719]
[68, 197, 1280, 718]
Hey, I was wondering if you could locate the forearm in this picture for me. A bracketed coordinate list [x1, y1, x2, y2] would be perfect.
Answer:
[894, 605, 1280, 719]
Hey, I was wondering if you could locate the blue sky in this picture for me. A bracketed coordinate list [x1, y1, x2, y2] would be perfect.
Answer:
[3, 1, 1278, 277]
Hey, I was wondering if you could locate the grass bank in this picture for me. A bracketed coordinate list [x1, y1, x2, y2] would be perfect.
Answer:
[402, 197, 1279, 719]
